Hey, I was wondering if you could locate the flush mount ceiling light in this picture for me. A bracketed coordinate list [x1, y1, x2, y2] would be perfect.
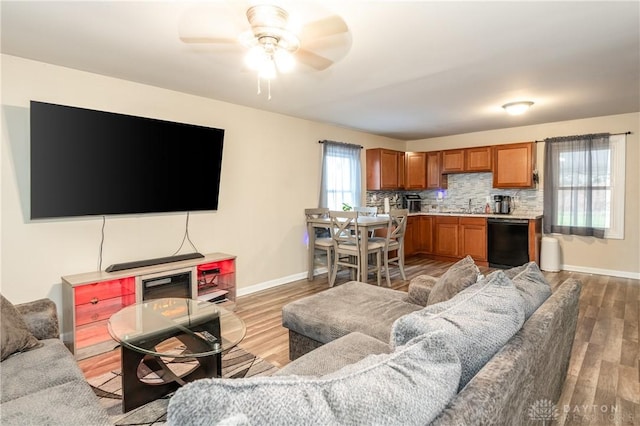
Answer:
[502, 101, 534, 115]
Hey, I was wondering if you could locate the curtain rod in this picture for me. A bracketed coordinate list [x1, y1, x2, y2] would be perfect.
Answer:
[534, 131, 631, 143]
[318, 140, 363, 149]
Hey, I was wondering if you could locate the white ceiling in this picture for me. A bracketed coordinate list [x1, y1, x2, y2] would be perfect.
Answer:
[2, 1, 639, 140]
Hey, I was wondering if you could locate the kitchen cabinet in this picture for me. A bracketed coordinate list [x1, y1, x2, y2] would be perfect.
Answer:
[441, 149, 465, 173]
[405, 216, 420, 256]
[426, 151, 446, 189]
[366, 148, 404, 190]
[434, 216, 460, 257]
[465, 146, 493, 172]
[405, 152, 427, 189]
[493, 142, 535, 188]
[442, 147, 492, 173]
[419, 216, 434, 254]
[459, 217, 487, 261]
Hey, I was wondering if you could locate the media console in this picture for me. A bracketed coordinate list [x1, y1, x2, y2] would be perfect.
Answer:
[61, 252, 236, 360]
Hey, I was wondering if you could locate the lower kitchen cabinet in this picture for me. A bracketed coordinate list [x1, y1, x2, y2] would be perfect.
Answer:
[405, 216, 420, 256]
[419, 216, 434, 254]
[459, 217, 487, 261]
[434, 216, 460, 257]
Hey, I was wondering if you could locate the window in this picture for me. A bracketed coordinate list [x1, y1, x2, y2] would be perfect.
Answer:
[543, 133, 625, 239]
[319, 141, 362, 211]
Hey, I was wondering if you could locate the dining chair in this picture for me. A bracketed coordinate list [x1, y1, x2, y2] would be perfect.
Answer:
[329, 211, 384, 287]
[354, 206, 378, 237]
[373, 208, 409, 287]
[305, 208, 334, 281]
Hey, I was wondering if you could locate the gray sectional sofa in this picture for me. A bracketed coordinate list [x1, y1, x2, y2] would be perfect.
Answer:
[0, 297, 111, 425]
[168, 259, 581, 425]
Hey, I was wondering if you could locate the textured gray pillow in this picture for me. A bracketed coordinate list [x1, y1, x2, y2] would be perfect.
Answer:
[391, 271, 526, 390]
[427, 255, 480, 305]
[1, 295, 42, 361]
[168, 332, 461, 426]
[508, 262, 552, 319]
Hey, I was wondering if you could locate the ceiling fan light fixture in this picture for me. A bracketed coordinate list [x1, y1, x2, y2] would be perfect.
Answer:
[274, 48, 295, 72]
[258, 58, 277, 80]
[245, 45, 269, 70]
[502, 101, 534, 115]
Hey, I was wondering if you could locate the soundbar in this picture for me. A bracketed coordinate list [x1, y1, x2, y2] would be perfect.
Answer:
[105, 252, 205, 272]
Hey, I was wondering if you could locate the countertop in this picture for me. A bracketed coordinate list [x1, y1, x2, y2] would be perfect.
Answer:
[407, 211, 543, 220]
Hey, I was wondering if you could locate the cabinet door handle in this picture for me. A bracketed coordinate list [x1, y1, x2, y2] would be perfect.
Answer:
[90, 297, 99, 305]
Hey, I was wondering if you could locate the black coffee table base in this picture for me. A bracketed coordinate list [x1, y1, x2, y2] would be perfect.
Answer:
[120, 330, 221, 412]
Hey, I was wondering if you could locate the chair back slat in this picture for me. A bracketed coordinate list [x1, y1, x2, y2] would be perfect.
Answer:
[329, 211, 360, 248]
[388, 209, 409, 242]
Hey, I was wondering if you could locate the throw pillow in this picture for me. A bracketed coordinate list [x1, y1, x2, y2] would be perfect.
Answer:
[508, 262, 552, 319]
[391, 271, 526, 390]
[1, 294, 42, 361]
[168, 332, 461, 426]
[426, 255, 480, 305]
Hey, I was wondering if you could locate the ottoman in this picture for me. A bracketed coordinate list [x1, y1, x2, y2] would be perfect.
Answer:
[282, 281, 423, 360]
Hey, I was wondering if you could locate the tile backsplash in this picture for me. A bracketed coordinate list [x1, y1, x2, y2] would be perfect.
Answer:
[366, 172, 542, 215]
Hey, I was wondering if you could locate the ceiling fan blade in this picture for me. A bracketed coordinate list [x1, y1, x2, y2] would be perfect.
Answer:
[300, 15, 348, 40]
[180, 36, 238, 44]
[295, 48, 333, 71]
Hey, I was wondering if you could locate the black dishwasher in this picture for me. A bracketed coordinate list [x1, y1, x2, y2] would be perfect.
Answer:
[487, 218, 530, 268]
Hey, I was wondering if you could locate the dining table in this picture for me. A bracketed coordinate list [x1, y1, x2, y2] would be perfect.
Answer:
[306, 214, 391, 283]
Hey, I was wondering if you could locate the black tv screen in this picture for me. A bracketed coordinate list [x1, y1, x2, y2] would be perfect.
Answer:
[30, 101, 224, 219]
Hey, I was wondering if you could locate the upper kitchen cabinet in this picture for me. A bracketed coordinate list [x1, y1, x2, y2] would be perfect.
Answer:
[366, 148, 404, 190]
[426, 151, 446, 189]
[465, 146, 493, 172]
[405, 152, 427, 189]
[441, 149, 465, 173]
[493, 142, 536, 188]
[441, 146, 492, 173]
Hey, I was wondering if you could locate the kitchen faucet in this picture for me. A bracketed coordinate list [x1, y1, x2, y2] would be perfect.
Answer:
[468, 199, 472, 213]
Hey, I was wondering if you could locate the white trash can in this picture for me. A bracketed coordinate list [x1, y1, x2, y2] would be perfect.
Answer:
[540, 237, 560, 272]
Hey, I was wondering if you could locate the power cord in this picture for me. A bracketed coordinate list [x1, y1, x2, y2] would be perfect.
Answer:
[98, 215, 106, 271]
[172, 212, 199, 256]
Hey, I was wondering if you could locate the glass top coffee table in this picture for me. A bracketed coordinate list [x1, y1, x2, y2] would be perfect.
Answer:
[108, 298, 245, 412]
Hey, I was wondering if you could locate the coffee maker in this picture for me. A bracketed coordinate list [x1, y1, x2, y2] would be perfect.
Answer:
[403, 194, 422, 213]
[501, 196, 512, 214]
[493, 195, 511, 214]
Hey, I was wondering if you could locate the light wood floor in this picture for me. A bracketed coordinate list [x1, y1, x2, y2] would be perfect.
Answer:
[79, 256, 639, 424]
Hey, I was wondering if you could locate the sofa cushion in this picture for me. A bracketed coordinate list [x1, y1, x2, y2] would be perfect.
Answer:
[391, 271, 526, 390]
[282, 281, 422, 344]
[0, 379, 111, 426]
[168, 332, 462, 426]
[275, 332, 391, 377]
[507, 262, 552, 319]
[1, 339, 87, 403]
[426, 256, 480, 305]
[1, 295, 42, 361]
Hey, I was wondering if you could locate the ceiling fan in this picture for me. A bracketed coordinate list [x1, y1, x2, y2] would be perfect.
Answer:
[179, 2, 351, 97]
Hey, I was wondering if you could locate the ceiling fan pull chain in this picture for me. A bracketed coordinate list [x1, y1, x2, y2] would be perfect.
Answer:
[257, 75, 262, 96]
[268, 79, 272, 100]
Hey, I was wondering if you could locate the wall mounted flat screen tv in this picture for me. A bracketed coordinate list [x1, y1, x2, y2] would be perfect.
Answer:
[30, 101, 224, 219]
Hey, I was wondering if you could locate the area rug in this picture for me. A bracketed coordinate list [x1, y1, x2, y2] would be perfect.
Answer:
[88, 346, 279, 425]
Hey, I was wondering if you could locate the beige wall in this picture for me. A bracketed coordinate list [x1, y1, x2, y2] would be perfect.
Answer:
[2, 54, 637, 317]
[0, 54, 403, 307]
[407, 113, 640, 278]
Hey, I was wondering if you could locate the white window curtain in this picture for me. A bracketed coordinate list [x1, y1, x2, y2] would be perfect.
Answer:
[319, 140, 362, 211]
[543, 133, 611, 238]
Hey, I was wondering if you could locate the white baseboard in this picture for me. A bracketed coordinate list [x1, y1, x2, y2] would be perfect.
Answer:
[236, 267, 328, 297]
[237, 264, 639, 297]
[561, 264, 640, 280]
